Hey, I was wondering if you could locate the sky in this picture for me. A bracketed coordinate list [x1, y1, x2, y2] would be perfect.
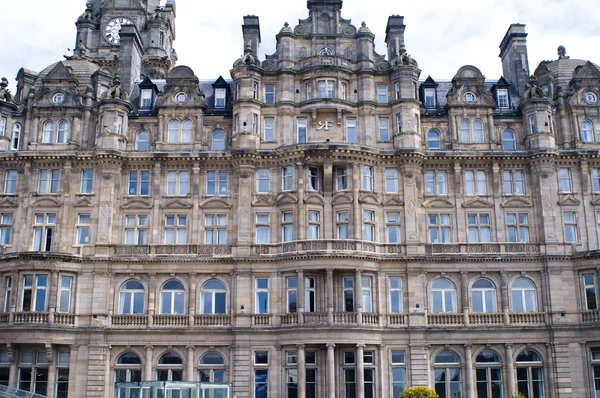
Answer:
[3, 0, 600, 93]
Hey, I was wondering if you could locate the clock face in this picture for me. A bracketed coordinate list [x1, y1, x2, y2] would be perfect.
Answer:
[104, 17, 134, 45]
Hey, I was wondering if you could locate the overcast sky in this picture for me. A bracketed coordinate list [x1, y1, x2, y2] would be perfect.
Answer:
[4, 0, 600, 93]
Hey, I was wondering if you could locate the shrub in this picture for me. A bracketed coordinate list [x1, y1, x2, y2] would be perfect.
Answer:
[510, 394, 526, 398]
[399, 386, 439, 398]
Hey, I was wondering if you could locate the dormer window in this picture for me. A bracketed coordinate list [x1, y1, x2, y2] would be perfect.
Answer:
[52, 93, 64, 104]
[464, 92, 476, 103]
[424, 88, 436, 107]
[215, 89, 226, 108]
[496, 89, 509, 108]
[585, 92, 597, 104]
[175, 92, 188, 103]
[140, 89, 153, 108]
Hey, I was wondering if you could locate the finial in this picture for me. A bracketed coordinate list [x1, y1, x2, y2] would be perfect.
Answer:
[361, 21, 366, 27]
[284, 22, 289, 27]
[557, 45, 569, 59]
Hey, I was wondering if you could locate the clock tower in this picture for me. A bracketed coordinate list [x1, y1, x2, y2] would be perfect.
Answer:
[75, 0, 177, 93]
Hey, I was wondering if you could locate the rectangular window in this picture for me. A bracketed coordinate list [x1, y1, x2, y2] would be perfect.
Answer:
[305, 277, 316, 312]
[33, 213, 56, 252]
[379, 118, 390, 141]
[306, 83, 312, 101]
[4, 170, 17, 195]
[362, 166, 373, 191]
[425, 171, 448, 195]
[166, 171, 189, 196]
[363, 210, 375, 242]
[58, 275, 73, 313]
[344, 368, 356, 398]
[56, 352, 70, 398]
[337, 211, 349, 239]
[22, 274, 47, 312]
[254, 368, 268, 398]
[282, 211, 294, 242]
[252, 82, 259, 101]
[464, 170, 487, 195]
[424, 88, 436, 107]
[297, 118, 307, 144]
[252, 113, 259, 134]
[307, 167, 321, 191]
[389, 278, 403, 313]
[467, 213, 491, 243]
[391, 350, 406, 397]
[256, 169, 270, 193]
[256, 213, 270, 244]
[206, 170, 229, 196]
[394, 83, 400, 101]
[386, 212, 401, 243]
[264, 85, 275, 104]
[204, 214, 227, 245]
[563, 211, 578, 243]
[264, 117, 275, 142]
[593, 169, 600, 192]
[38, 170, 60, 194]
[76, 214, 91, 245]
[124, 215, 148, 245]
[0, 214, 12, 245]
[255, 278, 269, 314]
[18, 350, 49, 395]
[428, 214, 451, 243]
[506, 213, 529, 243]
[502, 170, 525, 195]
[346, 118, 357, 144]
[528, 115, 536, 134]
[318, 80, 335, 99]
[0, 117, 5, 136]
[215, 88, 226, 108]
[4, 276, 12, 312]
[385, 168, 398, 193]
[308, 210, 320, 239]
[497, 88, 509, 108]
[396, 114, 402, 134]
[128, 171, 150, 196]
[377, 85, 388, 104]
[583, 273, 598, 310]
[287, 277, 297, 313]
[81, 169, 93, 194]
[364, 368, 375, 397]
[116, 114, 124, 135]
[361, 277, 372, 312]
[343, 277, 354, 312]
[140, 89, 153, 108]
[164, 215, 188, 244]
[558, 168, 573, 193]
[336, 167, 348, 191]
[286, 368, 298, 398]
[282, 166, 293, 191]
[341, 83, 347, 100]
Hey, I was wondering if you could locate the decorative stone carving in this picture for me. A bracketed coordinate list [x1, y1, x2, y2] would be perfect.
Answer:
[557, 45, 569, 60]
[233, 43, 261, 67]
[522, 75, 545, 99]
[0, 77, 14, 103]
[101, 75, 130, 101]
[77, 4, 95, 23]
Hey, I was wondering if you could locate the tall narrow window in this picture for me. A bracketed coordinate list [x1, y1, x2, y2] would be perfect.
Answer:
[76, 214, 91, 245]
[394, 83, 401, 101]
[377, 85, 388, 103]
[379, 118, 390, 141]
[211, 130, 225, 150]
[528, 115, 537, 134]
[363, 210, 375, 241]
[57, 121, 69, 143]
[204, 215, 227, 245]
[0, 118, 5, 136]
[306, 83, 312, 100]
[506, 213, 529, 243]
[255, 278, 269, 314]
[135, 130, 150, 151]
[256, 213, 270, 244]
[362, 166, 373, 191]
[215, 88, 226, 108]
[164, 215, 188, 244]
[346, 118, 357, 144]
[582, 120, 594, 142]
[511, 278, 537, 313]
[264, 85, 275, 104]
[431, 278, 457, 313]
[282, 211, 294, 242]
[81, 169, 93, 194]
[341, 83, 347, 100]
[385, 168, 398, 193]
[256, 169, 270, 193]
[386, 212, 401, 243]
[396, 114, 402, 134]
[11, 123, 20, 150]
[264, 117, 275, 142]
[558, 168, 572, 193]
[337, 211, 349, 239]
[343, 277, 354, 312]
[254, 352, 269, 398]
[391, 350, 406, 397]
[593, 169, 600, 192]
[583, 273, 598, 310]
[424, 88, 436, 107]
[116, 115, 124, 135]
[287, 277, 297, 313]
[434, 351, 462, 398]
[3, 276, 11, 312]
[389, 277, 403, 313]
[297, 118, 307, 144]
[361, 276, 372, 312]
[307, 210, 320, 239]
[516, 350, 545, 398]
[475, 350, 503, 398]
[427, 129, 441, 149]
[305, 277, 316, 312]
[282, 166, 293, 191]
[563, 211, 578, 243]
[252, 82, 259, 100]
[503, 129, 516, 150]
[140, 89, 153, 108]
[460, 120, 471, 142]
[252, 114, 259, 134]
[32, 213, 56, 252]
[496, 88, 509, 108]
[4, 170, 17, 195]
[336, 167, 348, 191]
[57, 275, 73, 313]
[307, 167, 321, 191]
[0, 214, 11, 245]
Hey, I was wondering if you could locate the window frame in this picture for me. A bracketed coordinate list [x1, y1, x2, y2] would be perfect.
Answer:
[4, 170, 17, 195]
[164, 214, 188, 244]
[428, 213, 451, 243]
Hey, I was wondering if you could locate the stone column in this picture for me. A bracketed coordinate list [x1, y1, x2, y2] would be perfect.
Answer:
[327, 269, 334, 324]
[355, 269, 362, 324]
[67, 345, 79, 398]
[297, 344, 306, 398]
[501, 272, 510, 325]
[505, 344, 515, 395]
[296, 162, 306, 240]
[145, 345, 153, 381]
[187, 346, 195, 382]
[327, 343, 335, 398]
[352, 164, 361, 238]
[461, 272, 469, 325]
[48, 271, 58, 324]
[356, 344, 365, 398]
[102, 345, 110, 398]
[464, 344, 474, 398]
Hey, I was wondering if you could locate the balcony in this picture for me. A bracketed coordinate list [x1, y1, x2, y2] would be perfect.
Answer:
[582, 310, 600, 322]
[425, 312, 545, 326]
[112, 245, 232, 257]
[252, 240, 404, 256]
[425, 243, 540, 255]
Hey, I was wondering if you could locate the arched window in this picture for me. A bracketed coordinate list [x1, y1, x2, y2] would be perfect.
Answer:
[430, 278, 457, 313]
[199, 352, 226, 383]
[516, 349, 544, 398]
[115, 352, 142, 383]
[182, 120, 193, 143]
[460, 119, 471, 142]
[581, 120, 594, 142]
[42, 120, 55, 143]
[502, 129, 516, 150]
[212, 130, 226, 151]
[168, 120, 179, 143]
[119, 280, 145, 314]
[511, 278, 537, 313]
[135, 130, 150, 151]
[57, 121, 69, 143]
[475, 350, 503, 397]
[427, 129, 441, 150]
[201, 279, 227, 315]
[157, 352, 184, 381]
[471, 278, 497, 313]
[473, 119, 484, 142]
[433, 350, 462, 398]
[168, 120, 193, 143]
[11, 123, 21, 150]
[160, 280, 185, 314]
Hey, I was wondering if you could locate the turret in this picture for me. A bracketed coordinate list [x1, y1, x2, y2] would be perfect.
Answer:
[520, 75, 555, 150]
[96, 75, 131, 151]
[499, 24, 530, 96]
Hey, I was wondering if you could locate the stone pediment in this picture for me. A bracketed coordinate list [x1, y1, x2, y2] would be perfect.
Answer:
[0, 197, 18, 208]
[591, 197, 600, 206]
[501, 196, 533, 208]
[199, 197, 232, 209]
[161, 198, 193, 209]
[462, 197, 494, 208]
[121, 198, 153, 209]
[359, 193, 380, 205]
[331, 192, 353, 205]
[304, 193, 325, 205]
[32, 197, 62, 208]
[573, 61, 600, 80]
[558, 194, 580, 206]
[422, 197, 454, 208]
[383, 196, 405, 206]
[74, 196, 95, 208]
[42, 62, 78, 83]
[252, 195, 274, 206]
[276, 192, 299, 205]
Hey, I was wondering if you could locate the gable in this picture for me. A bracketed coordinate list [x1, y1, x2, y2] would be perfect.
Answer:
[304, 193, 325, 205]
[331, 192, 353, 205]
[501, 196, 533, 208]
[358, 193, 380, 205]
[160, 199, 193, 209]
[276, 192, 299, 206]
[422, 197, 454, 208]
[74, 196, 96, 208]
[557, 194, 580, 207]
[462, 197, 494, 208]
[32, 197, 62, 208]
[121, 198, 153, 209]
[42, 62, 78, 83]
[200, 197, 232, 209]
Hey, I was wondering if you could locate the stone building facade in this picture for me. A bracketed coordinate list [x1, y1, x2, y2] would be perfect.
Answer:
[0, 0, 599, 397]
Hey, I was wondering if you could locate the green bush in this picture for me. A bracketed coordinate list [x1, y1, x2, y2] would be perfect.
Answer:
[510, 394, 526, 398]
[399, 386, 439, 398]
